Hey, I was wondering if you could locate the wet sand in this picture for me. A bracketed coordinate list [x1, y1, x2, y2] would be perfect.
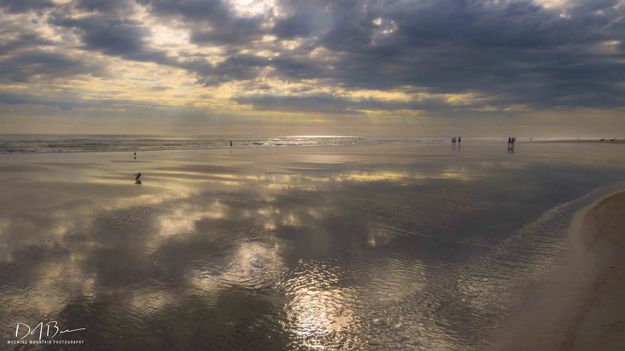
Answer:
[529, 139, 625, 145]
[567, 191, 625, 350]
[490, 190, 625, 350]
[1, 142, 625, 350]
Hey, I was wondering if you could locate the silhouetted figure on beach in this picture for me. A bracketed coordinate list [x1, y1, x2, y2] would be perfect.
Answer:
[452, 137, 457, 150]
[230, 140, 233, 147]
[133, 152, 136, 160]
[135, 172, 142, 184]
[507, 136, 515, 154]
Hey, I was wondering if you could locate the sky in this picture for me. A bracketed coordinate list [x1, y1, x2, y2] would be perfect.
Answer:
[0, 0, 624, 136]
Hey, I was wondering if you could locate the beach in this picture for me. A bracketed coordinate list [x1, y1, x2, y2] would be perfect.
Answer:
[529, 139, 625, 145]
[0, 139, 624, 350]
[489, 190, 625, 350]
[3, 0, 624, 348]
[569, 191, 625, 350]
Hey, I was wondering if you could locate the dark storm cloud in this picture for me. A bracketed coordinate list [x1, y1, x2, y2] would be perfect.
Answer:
[259, 0, 625, 109]
[0, 0, 54, 13]
[137, 0, 230, 21]
[272, 1, 330, 39]
[2, 0, 625, 114]
[147, 0, 623, 111]
[46, 1, 263, 84]
[50, 15, 172, 63]
[0, 90, 185, 115]
[74, 0, 134, 13]
[0, 11, 106, 83]
[189, 17, 264, 45]
[0, 51, 105, 82]
[0, 91, 47, 105]
[185, 54, 271, 85]
[0, 32, 53, 55]
[138, 0, 266, 45]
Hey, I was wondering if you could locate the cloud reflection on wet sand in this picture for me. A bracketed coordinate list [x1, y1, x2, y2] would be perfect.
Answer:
[1, 143, 625, 350]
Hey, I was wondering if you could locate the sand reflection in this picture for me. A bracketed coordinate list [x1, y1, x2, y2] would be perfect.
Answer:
[282, 261, 360, 350]
[2, 144, 625, 349]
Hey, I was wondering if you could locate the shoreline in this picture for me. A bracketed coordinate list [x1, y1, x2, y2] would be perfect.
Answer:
[528, 139, 625, 144]
[0, 137, 623, 156]
[490, 189, 625, 350]
[563, 190, 625, 350]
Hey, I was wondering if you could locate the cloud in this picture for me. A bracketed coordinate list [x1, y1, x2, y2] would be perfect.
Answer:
[50, 15, 173, 64]
[0, 0, 54, 13]
[234, 90, 496, 115]
[235, 92, 424, 114]
[1, 0, 625, 128]
[0, 32, 54, 55]
[272, 1, 329, 39]
[138, 0, 625, 110]
[0, 90, 145, 110]
[236, 93, 365, 114]
[138, 0, 266, 45]
[74, 0, 134, 14]
[187, 54, 271, 85]
[259, 0, 625, 109]
[0, 50, 105, 82]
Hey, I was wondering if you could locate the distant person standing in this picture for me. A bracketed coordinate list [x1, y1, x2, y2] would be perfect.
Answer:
[507, 136, 515, 154]
[133, 152, 136, 160]
[230, 140, 233, 147]
[452, 137, 457, 150]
